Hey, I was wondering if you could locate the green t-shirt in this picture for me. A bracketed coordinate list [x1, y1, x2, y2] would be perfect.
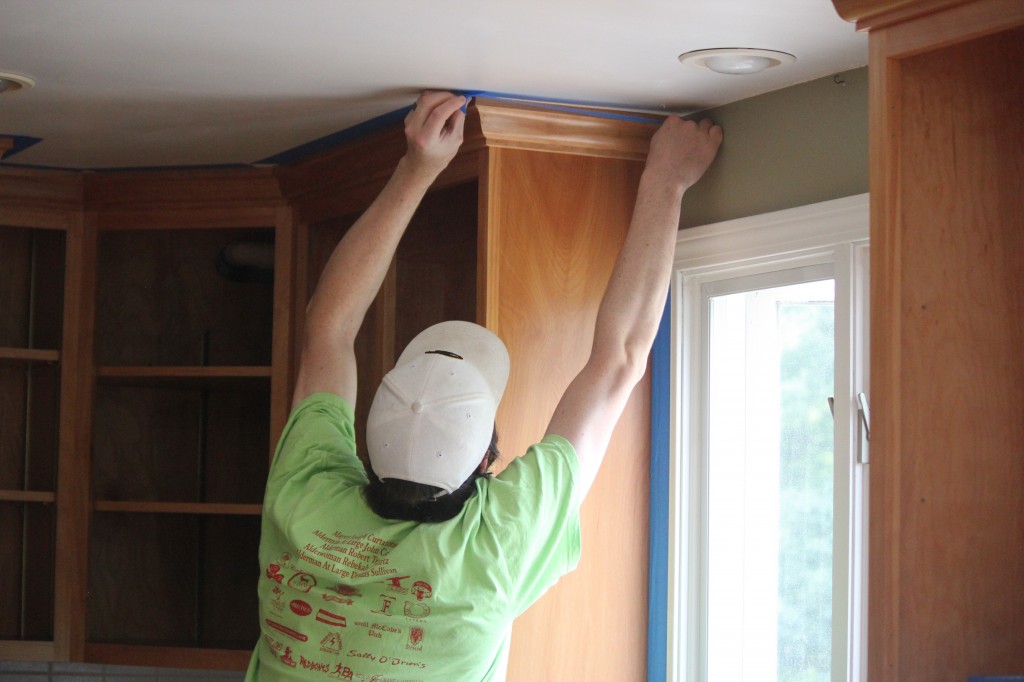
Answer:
[246, 393, 582, 681]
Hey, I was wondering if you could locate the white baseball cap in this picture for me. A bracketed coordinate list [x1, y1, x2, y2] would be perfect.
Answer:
[366, 321, 510, 493]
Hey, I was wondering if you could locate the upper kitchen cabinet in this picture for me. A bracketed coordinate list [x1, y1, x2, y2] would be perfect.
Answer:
[0, 168, 87, 663]
[830, 1, 1024, 680]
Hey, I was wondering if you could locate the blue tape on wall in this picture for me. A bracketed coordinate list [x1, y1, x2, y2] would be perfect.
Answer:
[648, 297, 672, 682]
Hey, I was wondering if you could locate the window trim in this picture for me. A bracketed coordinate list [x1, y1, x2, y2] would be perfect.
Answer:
[648, 193, 870, 682]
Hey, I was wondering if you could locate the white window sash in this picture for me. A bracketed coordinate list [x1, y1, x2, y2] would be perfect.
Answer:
[667, 193, 869, 682]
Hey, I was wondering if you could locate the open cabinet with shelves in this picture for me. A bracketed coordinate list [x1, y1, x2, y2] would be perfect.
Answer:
[0, 224, 66, 649]
[85, 223, 275, 666]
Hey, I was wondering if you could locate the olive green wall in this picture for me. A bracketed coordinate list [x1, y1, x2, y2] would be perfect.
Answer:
[682, 67, 868, 229]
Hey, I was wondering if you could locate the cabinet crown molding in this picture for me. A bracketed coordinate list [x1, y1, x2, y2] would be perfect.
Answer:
[832, 0, 976, 30]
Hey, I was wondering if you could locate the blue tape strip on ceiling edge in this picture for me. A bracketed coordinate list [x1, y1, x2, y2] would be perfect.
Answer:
[1, 91, 671, 171]
[257, 106, 414, 166]
[259, 89, 672, 167]
[0, 134, 43, 161]
[454, 89, 667, 125]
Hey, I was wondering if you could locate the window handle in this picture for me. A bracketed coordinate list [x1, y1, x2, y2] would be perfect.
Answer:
[856, 392, 871, 463]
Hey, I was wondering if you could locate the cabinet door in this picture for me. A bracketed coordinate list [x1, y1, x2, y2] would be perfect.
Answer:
[865, 6, 1024, 680]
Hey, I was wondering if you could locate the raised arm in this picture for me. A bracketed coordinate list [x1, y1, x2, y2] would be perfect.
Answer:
[546, 116, 723, 497]
[291, 91, 468, 410]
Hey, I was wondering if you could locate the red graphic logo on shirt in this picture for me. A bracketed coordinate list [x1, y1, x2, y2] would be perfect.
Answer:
[316, 608, 347, 627]
[290, 599, 312, 616]
[320, 631, 343, 655]
[266, 564, 284, 583]
[288, 571, 317, 593]
[404, 601, 431, 620]
[280, 646, 297, 667]
[384, 575, 411, 592]
[329, 664, 354, 680]
[371, 594, 395, 616]
[412, 581, 432, 601]
[406, 626, 424, 651]
[265, 618, 308, 642]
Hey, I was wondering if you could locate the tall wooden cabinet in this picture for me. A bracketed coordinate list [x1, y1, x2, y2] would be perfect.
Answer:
[0, 100, 658, 677]
[831, 1, 1024, 680]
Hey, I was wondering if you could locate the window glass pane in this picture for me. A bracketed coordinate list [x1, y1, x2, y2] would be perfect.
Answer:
[706, 278, 834, 682]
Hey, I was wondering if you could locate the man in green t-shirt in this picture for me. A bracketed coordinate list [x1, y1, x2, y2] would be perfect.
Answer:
[248, 91, 722, 681]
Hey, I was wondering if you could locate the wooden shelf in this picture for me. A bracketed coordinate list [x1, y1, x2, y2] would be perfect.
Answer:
[95, 365, 271, 387]
[85, 642, 252, 670]
[0, 489, 56, 504]
[0, 639, 56, 661]
[92, 500, 262, 515]
[0, 346, 60, 364]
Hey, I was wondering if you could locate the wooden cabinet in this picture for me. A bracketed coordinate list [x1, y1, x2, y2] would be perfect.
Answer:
[0, 225, 64, 645]
[78, 170, 288, 669]
[831, 1, 1024, 680]
[0, 169, 87, 662]
[0, 100, 658, 676]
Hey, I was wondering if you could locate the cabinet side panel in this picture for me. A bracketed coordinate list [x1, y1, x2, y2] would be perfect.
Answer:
[889, 28, 1024, 681]
[487, 149, 650, 681]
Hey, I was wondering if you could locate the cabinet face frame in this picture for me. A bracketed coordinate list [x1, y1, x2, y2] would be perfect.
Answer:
[81, 182, 284, 662]
[0, 170, 85, 661]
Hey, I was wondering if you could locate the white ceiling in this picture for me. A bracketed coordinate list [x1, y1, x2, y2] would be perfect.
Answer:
[0, 0, 866, 171]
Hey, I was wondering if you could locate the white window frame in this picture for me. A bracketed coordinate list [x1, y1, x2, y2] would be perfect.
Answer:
[666, 194, 870, 682]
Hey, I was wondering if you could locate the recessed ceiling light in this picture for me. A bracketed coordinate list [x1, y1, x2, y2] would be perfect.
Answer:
[678, 49, 796, 75]
[0, 71, 36, 94]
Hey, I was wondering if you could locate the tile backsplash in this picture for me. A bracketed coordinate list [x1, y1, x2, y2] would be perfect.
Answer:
[0, 660, 243, 681]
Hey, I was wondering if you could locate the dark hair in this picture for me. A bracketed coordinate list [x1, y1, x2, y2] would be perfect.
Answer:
[363, 426, 500, 522]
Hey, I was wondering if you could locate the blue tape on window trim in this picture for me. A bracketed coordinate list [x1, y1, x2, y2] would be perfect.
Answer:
[648, 296, 672, 682]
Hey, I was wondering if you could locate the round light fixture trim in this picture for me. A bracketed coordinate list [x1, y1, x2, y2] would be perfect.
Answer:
[678, 49, 796, 75]
[0, 71, 36, 94]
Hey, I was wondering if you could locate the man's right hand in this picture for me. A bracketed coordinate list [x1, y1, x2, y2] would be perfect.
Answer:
[644, 116, 723, 196]
[402, 91, 468, 178]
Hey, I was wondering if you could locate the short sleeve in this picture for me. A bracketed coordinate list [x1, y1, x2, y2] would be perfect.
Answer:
[481, 435, 582, 616]
[266, 392, 367, 498]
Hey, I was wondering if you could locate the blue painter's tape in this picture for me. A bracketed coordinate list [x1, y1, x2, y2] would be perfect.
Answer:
[257, 90, 666, 166]
[454, 88, 665, 125]
[647, 297, 672, 682]
[256, 105, 414, 166]
[501, 100, 662, 125]
[0, 134, 43, 161]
